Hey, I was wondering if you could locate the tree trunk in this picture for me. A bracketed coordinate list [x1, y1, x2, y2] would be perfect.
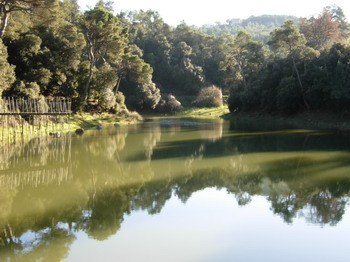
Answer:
[292, 57, 310, 111]
[113, 76, 121, 94]
[82, 43, 95, 106]
[0, 11, 9, 39]
[82, 62, 94, 106]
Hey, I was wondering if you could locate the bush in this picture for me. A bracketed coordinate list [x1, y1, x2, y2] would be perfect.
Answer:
[13, 81, 41, 99]
[137, 82, 161, 110]
[193, 85, 223, 107]
[157, 94, 182, 113]
[98, 88, 116, 111]
[125, 82, 161, 110]
[115, 91, 125, 105]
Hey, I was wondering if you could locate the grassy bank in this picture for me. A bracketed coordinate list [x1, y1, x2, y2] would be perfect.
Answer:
[69, 112, 142, 129]
[0, 112, 142, 144]
[176, 105, 230, 119]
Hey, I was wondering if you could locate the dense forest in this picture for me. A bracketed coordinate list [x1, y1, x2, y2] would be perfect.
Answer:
[0, 0, 349, 115]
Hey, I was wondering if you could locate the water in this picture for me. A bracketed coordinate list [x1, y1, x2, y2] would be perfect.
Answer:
[1, 117, 350, 262]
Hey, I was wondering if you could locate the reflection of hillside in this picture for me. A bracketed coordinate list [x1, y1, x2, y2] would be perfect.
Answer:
[1, 118, 350, 260]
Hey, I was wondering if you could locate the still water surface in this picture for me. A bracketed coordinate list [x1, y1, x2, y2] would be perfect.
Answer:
[1, 118, 350, 261]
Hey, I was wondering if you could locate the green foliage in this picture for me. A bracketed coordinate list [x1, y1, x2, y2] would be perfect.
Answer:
[0, 0, 47, 38]
[134, 82, 161, 110]
[123, 13, 211, 95]
[269, 20, 307, 57]
[60, 0, 80, 23]
[0, 39, 15, 96]
[92, 64, 119, 92]
[79, 7, 129, 105]
[95, 0, 114, 12]
[98, 88, 116, 111]
[13, 81, 41, 98]
[115, 91, 127, 112]
[221, 31, 266, 89]
[193, 85, 223, 108]
[170, 41, 205, 94]
[268, 20, 319, 110]
[226, 11, 350, 116]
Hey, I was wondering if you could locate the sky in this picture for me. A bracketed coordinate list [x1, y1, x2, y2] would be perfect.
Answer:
[78, 0, 350, 26]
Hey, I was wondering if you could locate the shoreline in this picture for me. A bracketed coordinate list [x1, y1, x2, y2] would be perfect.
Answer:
[3, 108, 349, 145]
[0, 112, 142, 145]
[225, 111, 350, 131]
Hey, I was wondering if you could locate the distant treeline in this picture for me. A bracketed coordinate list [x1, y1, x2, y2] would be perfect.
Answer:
[0, 1, 349, 115]
[199, 15, 299, 42]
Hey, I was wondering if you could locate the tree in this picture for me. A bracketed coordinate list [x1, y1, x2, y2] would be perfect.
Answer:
[221, 31, 265, 89]
[300, 8, 342, 49]
[60, 0, 80, 23]
[326, 5, 350, 38]
[269, 21, 319, 110]
[0, 0, 46, 38]
[169, 41, 205, 94]
[95, 0, 114, 12]
[0, 39, 15, 96]
[3, 6, 85, 100]
[122, 10, 173, 91]
[79, 7, 129, 105]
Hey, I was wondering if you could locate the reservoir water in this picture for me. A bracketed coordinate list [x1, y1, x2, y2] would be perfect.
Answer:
[1, 117, 350, 262]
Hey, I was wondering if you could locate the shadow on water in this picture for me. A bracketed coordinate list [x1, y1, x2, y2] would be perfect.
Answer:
[127, 118, 350, 162]
[1, 117, 350, 260]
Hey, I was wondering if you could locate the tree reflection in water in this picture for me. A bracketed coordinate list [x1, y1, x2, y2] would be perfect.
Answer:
[1, 118, 350, 260]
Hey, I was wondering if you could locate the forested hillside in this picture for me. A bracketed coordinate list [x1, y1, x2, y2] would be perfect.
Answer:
[0, 0, 349, 115]
[199, 15, 299, 42]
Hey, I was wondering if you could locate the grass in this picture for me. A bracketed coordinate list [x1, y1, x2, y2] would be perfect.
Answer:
[69, 112, 141, 129]
[176, 105, 230, 119]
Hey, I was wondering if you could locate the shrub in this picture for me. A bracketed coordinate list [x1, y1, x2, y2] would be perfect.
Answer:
[137, 82, 161, 110]
[13, 81, 41, 99]
[115, 91, 125, 105]
[157, 94, 182, 113]
[193, 85, 223, 107]
[98, 88, 116, 111]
